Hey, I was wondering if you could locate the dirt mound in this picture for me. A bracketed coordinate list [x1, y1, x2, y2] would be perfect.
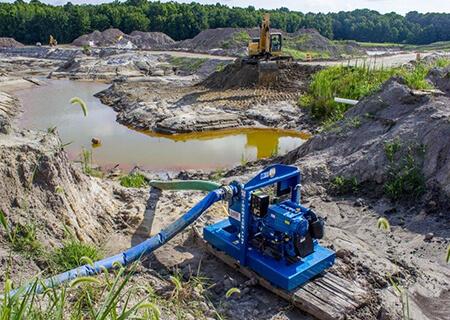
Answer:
[176, 27, 362, 58]
[201, 59, 322, 90]
[288, 28, 362, 57]
[177, 28, 252, 55]
[72, 29, 175, 49]
[283, 72, 450, 204]
[129, 31, 175, 49]
[72, 28, 127, 47]
[0, 37, 24, 48]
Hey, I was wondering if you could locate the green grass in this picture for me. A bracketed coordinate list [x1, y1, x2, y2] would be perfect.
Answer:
[282, 48, 331, 61]
[80, 148, 103, 178]
[435, 57, 450, 68]
[404, 41, 450, 52]
[299, 59, 445, 123]
[170, 57, 207, 72]
[232, 31, 251, 43]
[0, 210, 43, 258]
[119, 172, 148, 188]
[300, 64, 396, 121]
[0, 264, 160, 320]
[383, 143, 425, 201]
[330, 176, 359, 195]
[221, 31, 251, 49]
[50, 238, 102, 272]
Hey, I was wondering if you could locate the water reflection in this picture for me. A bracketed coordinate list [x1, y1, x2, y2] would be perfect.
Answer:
[16, 79, 308, 170]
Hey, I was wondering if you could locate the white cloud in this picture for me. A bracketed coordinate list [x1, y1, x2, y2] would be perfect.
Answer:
[0, 0, 449, 14]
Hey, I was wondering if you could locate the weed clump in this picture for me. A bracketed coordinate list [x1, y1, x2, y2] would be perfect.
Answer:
[80, 148, 103, 178]
[330, 176, 359, 195]
[51, 238, 102, 272]
[120, 172, 148, 188]
[383, 141, 425, 201]
[0, 210, 43, 258]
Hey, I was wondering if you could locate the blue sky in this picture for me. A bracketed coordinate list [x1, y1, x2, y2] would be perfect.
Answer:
[1, 0, 449, 15]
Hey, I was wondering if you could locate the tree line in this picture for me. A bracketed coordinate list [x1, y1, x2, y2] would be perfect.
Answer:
[0, 0, 449, 45]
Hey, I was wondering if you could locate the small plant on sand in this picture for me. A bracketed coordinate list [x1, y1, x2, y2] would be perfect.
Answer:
[377, 217, 410, 319]
[377, 217, 391, 231]
[50, 237, 102, 272]
[120, 172, 148, 188]
[0, 210, 43, 258]
[210, 168, 225, 181]
[384, 139, 402, 162]
[80, 148, 103, 178]
[384, 144, 425, 201]
[330, 175, 359, 195]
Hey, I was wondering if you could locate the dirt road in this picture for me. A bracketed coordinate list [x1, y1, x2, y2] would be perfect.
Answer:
[299, 52, 439, 68]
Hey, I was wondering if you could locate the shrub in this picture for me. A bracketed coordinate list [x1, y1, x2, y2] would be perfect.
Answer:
[120, 172, 148, 188]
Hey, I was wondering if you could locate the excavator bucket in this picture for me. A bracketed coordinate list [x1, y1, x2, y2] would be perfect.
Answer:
[258, 60, 279, 87]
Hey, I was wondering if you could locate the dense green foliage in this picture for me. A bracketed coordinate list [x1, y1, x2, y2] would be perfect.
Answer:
[0, 1, 449, 45]
[300, 58, 449, 122]
[299, 64, 397, 121]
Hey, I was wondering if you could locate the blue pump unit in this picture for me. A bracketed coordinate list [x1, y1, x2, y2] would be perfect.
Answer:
[204, 164, 335, 291]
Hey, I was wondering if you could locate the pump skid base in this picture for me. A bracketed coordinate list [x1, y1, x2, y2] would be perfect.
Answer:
[194, 227, 369, 320]
[204, 219, 335, 291]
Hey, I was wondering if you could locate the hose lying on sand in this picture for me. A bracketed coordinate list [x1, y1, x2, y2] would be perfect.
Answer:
[10, 184, 237, 296]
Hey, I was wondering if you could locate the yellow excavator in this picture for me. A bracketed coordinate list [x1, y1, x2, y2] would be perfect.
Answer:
[245, 13, 292, 84]
[247, 14, 289, 61]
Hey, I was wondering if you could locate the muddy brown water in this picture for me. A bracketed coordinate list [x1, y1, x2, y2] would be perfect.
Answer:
[15, 80, 308, 171]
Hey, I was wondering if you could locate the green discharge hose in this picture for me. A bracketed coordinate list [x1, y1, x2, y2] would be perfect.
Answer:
[149, 180, 222, 192]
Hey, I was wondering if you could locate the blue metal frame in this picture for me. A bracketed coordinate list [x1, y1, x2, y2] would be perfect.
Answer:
[238, 164, 300, 266]
[203, 164, 335, 291]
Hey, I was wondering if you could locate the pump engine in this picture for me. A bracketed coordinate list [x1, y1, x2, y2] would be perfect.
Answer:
[249, 197, 324, 263]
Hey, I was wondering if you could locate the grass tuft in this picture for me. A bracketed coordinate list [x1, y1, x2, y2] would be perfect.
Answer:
[50, 238, 102, 272]
[377, 217, 391, 231]
[80, 148, 103, 178]
[384, 144, 425, 201]
[330, 176, 359, 195]
[0, 210, 43, 258]
[120, 172, 148, 188]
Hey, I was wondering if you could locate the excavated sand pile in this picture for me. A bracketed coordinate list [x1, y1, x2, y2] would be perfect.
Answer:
[201, 59, 322, 90]
[284, 70, 450, 204]
[72, 28, 175, 49]
[0, 37, 24, 48]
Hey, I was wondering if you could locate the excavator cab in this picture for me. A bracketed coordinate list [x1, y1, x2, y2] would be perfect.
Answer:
[270, 33, 282, 54]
